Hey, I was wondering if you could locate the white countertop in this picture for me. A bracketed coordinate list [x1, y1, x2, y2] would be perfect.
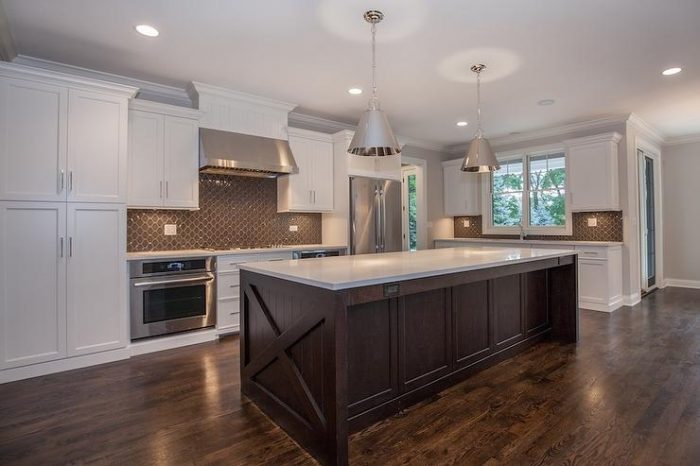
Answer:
[126, 244, 347, 261]
[435, 237, 623, 247]
[239, 246, 576, 291]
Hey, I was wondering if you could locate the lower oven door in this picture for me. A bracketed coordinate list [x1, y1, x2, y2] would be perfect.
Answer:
[130, 272, 216, 340]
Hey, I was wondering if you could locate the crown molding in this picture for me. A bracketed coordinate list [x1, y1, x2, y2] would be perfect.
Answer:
[446, 114, 633, 154]
[129, 99, 202, 119]
[12, 55, 190, 105]
[288, 111, 356, 134]
[627, 112, 665, 144]
[0, 60, 138, 97]
[187, 81, 296, 112]
[564, 131, 623, 146]
[0, 1, 16, 61]
[663, 133, 700, 146]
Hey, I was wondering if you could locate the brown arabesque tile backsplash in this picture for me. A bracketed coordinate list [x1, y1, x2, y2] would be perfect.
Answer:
[128, 174, 322, 252]
[453, 211, 623, 242]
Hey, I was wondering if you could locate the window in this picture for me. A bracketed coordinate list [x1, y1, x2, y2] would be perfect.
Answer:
[485, 149, 570, 235]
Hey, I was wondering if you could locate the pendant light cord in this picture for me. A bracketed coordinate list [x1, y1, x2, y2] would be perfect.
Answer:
[370, 22, 378, 110]
[476, 68, 482, 137]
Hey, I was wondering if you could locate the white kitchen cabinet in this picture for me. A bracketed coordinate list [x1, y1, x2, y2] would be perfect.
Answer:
[278, 128, 334, 212]
[0, 64, 135, 204]
[442, 158, 482, 216]
[565, 132, 622, 211]
[128, 100, 201, 209]
[0, 202, 67, 369]
[0, 79, 68, 202]
[66, 204, 127, 356]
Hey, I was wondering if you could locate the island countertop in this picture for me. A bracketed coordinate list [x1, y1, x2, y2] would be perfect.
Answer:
[238, 246, 576, 290]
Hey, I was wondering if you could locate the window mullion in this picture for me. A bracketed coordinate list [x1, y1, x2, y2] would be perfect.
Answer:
[523, 154, 530, 228]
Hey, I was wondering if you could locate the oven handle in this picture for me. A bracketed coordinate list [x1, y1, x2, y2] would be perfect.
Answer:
[132, 274, 214, 287]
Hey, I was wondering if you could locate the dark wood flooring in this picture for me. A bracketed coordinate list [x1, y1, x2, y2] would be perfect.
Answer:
[1, 287, 700, 465]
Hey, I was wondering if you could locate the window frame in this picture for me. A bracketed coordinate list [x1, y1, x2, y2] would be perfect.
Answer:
[481, 144, 572, 236]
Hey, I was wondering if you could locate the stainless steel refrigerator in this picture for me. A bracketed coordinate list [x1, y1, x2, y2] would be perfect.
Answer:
[349, 176, 402, 255]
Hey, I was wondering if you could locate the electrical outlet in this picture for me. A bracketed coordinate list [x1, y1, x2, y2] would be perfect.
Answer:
[587, 217, 597, 227]
[289, 225, 298, 232]
[164, 224, 177, 236]
[463, 219, 470, 228]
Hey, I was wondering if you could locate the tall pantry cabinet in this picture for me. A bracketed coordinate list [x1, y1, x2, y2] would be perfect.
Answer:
[0, 63, 136, 375]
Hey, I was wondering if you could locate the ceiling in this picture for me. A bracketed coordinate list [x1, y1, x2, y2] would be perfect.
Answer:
[3, 0, 700, 147]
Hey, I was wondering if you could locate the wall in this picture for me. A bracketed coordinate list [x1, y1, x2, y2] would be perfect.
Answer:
[127, 174, 321, 251]
[399, 145, 455, 245]
[663, 141, 700, 285]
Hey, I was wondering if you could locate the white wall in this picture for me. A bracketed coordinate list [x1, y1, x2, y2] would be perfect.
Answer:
[663, 141, 700, 285]
[400, 145, 455, 245]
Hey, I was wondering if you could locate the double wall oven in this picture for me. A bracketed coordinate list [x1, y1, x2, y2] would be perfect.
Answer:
[129, 257, 216, 340]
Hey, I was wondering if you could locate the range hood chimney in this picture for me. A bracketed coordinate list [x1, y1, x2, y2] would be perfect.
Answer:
[199, 128, 298, 178]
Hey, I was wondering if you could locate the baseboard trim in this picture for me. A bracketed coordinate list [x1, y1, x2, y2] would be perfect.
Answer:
[580, 296, 623, 313]
[623, 292, 641, 307]
[0, 348, 131, 384]
[129, 329, 219, 356]
[665, 278, 700, 290]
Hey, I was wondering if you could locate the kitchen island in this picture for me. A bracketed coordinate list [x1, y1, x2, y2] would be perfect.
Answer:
[239, 247, 579, 465]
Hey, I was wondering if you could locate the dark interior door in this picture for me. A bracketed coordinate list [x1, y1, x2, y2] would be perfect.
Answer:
[644, 155, 656, 288]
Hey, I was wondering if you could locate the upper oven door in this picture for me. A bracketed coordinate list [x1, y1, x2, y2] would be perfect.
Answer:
[130, 272, 215, 340]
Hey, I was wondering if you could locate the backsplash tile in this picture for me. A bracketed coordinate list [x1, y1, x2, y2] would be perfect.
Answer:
[453, 211, 623, 242]
[128, 174, 322, 252]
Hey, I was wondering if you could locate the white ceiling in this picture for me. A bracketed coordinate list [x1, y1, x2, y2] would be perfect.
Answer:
[4, 0, 700, 146]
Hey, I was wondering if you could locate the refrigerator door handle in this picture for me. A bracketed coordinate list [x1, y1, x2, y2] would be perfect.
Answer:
[374, 187, 382, 252]
[380, 188, 386, 252]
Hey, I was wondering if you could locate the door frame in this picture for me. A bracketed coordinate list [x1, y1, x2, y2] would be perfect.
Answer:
[400, 156, 427, 250]
[637, 143, 662, 292]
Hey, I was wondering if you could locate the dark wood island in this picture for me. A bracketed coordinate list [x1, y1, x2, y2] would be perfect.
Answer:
[239, 246, 579, 465]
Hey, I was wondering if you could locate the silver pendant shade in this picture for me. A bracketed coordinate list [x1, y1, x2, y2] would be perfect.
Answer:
[461, 64, 500, 172]
[348, 10, 401, 157]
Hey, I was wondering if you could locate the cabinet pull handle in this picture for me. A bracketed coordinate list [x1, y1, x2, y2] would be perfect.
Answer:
[68, 171, 73, 192]
[313, 190, 316, 203]
[309, 190, 313, 204]
[59, 170, 65, 193]
[160, 181, 163, 198]
[166, 181, 169, 198]
[68, 237, 73, 257]
[59, 237, 64, 258]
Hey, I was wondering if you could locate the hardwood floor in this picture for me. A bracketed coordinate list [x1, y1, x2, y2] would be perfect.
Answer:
[1, 287, 700, 465]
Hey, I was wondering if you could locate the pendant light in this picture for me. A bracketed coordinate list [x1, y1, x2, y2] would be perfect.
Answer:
[348, 10, 401, 157]
[461, 64, 500, 172]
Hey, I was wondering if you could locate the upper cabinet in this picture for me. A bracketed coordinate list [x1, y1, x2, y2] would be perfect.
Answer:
[127, 100, 201, 209]
[565, 132, 622, 211]
[442, 158, 482, 216]
[278, 128, 334, 212]
[0, 63, 136, 204]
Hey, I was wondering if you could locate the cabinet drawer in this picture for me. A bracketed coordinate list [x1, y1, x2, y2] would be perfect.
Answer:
[217, 272, 240, 299]
[217, 252, 292, 272]
[575, 246, 608, 260]
[217, 297, 240, 330]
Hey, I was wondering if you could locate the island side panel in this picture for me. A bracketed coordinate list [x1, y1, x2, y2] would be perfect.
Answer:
[548, 255, 580, 342]
[240, 270, 348, 466]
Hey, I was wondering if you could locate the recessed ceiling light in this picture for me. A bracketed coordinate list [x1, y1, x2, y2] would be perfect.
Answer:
[456, 121, 468, 127]
[538, 99, 555, 106]
[662, 67, 682, 76]
[135, 24, 159, 37]
[348, 87, 363, 95]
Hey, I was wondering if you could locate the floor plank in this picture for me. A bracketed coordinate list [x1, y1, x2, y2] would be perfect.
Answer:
[1, 287, 700, 465]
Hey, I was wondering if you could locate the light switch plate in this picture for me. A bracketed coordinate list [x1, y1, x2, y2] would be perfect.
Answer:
[164, 224, 177, 236]
[587, 217, 597, 227]
[463, 219, 470, 228]
[289, 225, 298, 232]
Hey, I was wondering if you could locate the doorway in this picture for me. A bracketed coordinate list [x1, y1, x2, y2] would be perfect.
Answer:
[401, 166, 418, 251]
[638, 148, 657, 292]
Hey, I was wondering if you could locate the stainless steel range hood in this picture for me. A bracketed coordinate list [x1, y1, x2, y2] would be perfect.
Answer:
[199, 127, 298, 178]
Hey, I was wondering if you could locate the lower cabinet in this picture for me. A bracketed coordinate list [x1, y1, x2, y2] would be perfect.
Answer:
[0, 201, 127, 370]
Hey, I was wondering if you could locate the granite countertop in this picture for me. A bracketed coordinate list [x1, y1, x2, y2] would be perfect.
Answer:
[435, 237, 623, 247]
[239, 246, 576, 291]
[126, 244, 348, 261]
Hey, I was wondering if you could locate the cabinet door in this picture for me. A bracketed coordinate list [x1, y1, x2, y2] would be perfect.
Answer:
[0, 202, 66, 369]
[163, 116, 199, 209]
[577, 259, 609, 309]
[128, 110, 164, 208]
[0, 78, 67, 201]
[285, 135, 312, 209]
[310, 138, 334, 211]
[566, 137, 619, 211]
[443, 161, 481, 216]
[66, 204, 126, 356]
[492, 274, 524, 350]
[67, 90, 127, 203]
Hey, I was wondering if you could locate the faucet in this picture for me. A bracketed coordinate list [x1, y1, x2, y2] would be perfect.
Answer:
[518, 222, 526, 241]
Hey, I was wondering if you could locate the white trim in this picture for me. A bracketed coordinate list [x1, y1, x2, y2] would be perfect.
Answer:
[623, 292, 641, 307]
[664, 133, 700, 146]
[401, 156, 429, 250]
[0, 348, 131, 384]
[580, 296, 624, 313]
[665, 279, 700, 289]
[288, 112, 355, 134]
[129, 99, 203, 119]
[129, 329, 219, 356]
[563, 131, 623, 147]
[287, 126, 334, 142]
[628, 113, 665, 145]
[187, 81, 296, 112]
